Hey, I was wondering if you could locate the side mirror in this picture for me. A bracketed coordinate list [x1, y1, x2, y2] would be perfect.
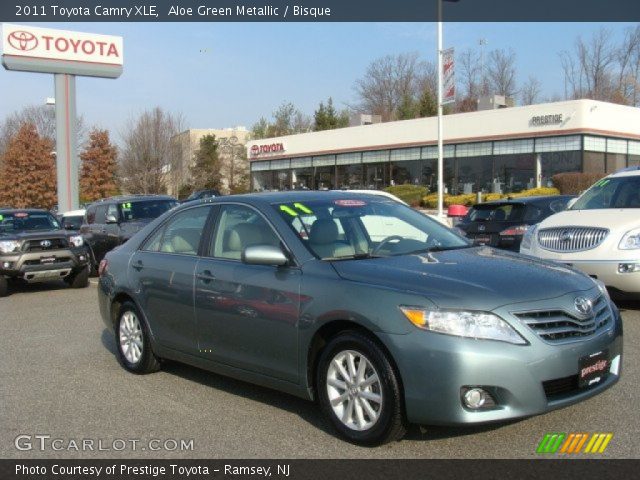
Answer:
[105, 214, 119, 224]
[242, 244, 289, 266]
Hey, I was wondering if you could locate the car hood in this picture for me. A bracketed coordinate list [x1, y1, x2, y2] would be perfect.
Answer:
[0, 229, 68, 241]
[539, 208, 640, 233]
[331, 247, 596, 311]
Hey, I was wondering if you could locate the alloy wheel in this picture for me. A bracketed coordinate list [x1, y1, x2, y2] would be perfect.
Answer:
[119, 311, 144, 365]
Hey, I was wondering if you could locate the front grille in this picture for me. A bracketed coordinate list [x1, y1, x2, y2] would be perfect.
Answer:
[537, 226, 608, 252]
[514, 295, 612, 343]
[542, 375, 579, 399]
[23, 238, 68, 251]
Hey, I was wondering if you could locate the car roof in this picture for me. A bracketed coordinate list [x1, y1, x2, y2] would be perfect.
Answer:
[60, 209, 86, 216]
[86, 195, 176, 207]
[475, 195, 575, 207]
[610, 166, 640, 178]
[0, 208, 51, 214]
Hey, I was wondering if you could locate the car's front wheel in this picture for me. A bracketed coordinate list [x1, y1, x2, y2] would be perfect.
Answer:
[115, 302, 161, 374]
[64, 267, 89, 288]
[316, 331, 407, 445]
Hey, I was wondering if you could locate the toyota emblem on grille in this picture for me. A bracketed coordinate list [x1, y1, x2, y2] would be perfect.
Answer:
[560, 230, 573, 242]
[574, 296, 593, 316]
[40, 240, 52, 248]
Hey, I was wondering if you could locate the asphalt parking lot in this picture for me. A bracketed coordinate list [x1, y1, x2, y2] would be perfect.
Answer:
[1, 281, 638, 459]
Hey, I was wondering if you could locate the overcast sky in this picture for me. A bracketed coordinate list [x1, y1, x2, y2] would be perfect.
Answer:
[0, 22, 637, 140]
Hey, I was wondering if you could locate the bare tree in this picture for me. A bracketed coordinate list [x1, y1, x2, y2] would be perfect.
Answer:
[353, 52, 436, 121]
[487, 48, 517, 98]
[119, 107, 184, 195]
[520, 75, 543, 105]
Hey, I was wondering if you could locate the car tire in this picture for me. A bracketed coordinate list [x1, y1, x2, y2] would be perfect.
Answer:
[0, 277, 8, 297]
[115, 301, 161, 374]
[65, 267, 89, 288]
[316, 330, 407, 445]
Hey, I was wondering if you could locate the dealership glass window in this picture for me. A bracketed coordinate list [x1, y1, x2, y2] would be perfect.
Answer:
[583, 151, 606, 174]
[336, 164, 364, 189]
[312, 155, 336, 167]
[455, 142, 492, 158]
[364, 163, 389, 189]
[493, 139, 534, 155]
[629, 155, 640, 167]
[290, 157, 312, 168]
[540, 151, 582, 187]
[493, 153, 535, 193]
[456, 155, 493, 193]
[314, 165, 335, 190]
[291, 167, 314, 190]
[423, 145, 455, 159]
[584, 136, 607, 152]
[535, 136, 581, 153]
[337, 152, 361, 165]
[362, 150, 389, 163]
[252, 171, 275, 191]
[250, 160, 270, 172]
[390, 148, 421, 162]
[270, 159, 291, 170]
[274, 170, 291, 190]
[607, 138, 627, 154]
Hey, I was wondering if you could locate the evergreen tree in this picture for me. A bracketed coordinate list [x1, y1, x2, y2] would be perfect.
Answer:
[313, 102, 328, 131]
[418, 87, 438, 117]
[0, 123, 56, 209]
[190, 134, 223, 191]
[79, 129, 119, 203]
[397, 93, 418, 120]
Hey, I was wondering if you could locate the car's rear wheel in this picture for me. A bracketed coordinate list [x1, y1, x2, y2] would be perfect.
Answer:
[64, 267, 89, 288]
[115, 302, 160, 374]
[316, 331, 407, 445]
[0, 277, 8, 297]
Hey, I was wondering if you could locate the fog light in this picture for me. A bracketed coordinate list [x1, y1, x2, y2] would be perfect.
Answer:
[79, 255, 86, 261]
[618, 262, 640, 273]
[2, 262, 11, 269]
[461, 387, 496, 410]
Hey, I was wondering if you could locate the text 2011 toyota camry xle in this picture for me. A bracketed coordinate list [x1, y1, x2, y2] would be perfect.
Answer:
[97, 192, 622, 445]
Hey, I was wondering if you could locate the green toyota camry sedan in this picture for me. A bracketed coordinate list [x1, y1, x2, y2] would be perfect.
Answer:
[97, 191, 622, 445]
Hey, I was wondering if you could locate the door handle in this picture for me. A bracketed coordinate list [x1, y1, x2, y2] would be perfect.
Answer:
[196, 269, 215, 283]
[132, 260, 144, 271]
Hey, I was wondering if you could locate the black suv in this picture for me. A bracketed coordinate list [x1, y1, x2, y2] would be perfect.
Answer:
[0, 209, 90, 297]
[81, 195, 178, 269]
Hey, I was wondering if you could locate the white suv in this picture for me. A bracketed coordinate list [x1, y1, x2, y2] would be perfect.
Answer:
[520, 167, 640, 296]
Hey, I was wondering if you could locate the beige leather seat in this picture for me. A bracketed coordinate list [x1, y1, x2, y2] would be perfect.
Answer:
[223, 223, 269, 259]
[308, 219, 354, 259]
[160, 228, 201, 254]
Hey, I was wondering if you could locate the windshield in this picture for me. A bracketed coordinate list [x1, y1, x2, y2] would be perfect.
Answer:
[62, 215, 84, 230]
[274, 198, 470, 260]
[120, 200, 178, 221]
[571, 176, 640, 210]
[0, 212, 61, 234]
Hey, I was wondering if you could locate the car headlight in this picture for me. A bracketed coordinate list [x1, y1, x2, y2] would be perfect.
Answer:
[0, 240, 19, 254]
[619, 227, 640, 250]
[399, 306, 527, 344]
[68, 235, 84, 247]
[519, 223, 538, 251]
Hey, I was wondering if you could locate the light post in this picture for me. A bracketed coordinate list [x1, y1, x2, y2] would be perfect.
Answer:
[437, 0, 459, 218]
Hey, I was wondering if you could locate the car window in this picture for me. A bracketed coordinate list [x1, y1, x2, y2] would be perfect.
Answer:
[86, 206, 96, 224]
[467, 204, 525, 222]
[572, 176, 640, 210]
[94, 205, 107, 224]
[522, 206, 543, 223]
[149, 206, 210, 255]
[549, 199, 570, 213]
[121, 199, 178, 221]
[275, 198, 469, 260]
[210, 204, 281, 260]
[0, 212, 60, 233]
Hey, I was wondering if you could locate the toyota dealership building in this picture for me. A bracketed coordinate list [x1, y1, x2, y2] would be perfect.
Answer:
[247, 99, 640, 195]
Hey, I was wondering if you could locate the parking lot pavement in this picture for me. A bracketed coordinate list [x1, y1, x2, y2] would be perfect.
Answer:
[1, 281, 638, 459]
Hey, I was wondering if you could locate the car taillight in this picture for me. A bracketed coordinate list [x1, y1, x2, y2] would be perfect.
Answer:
[499, 225, 529, 236]
[98, 259, 108, 276]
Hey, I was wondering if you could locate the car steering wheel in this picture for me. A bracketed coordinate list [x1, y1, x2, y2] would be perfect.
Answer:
[371, 235, 405, 255]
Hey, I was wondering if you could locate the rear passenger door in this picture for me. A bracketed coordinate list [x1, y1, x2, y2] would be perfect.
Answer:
[194, 203, 301, 383]
[129, 205, 212, 353]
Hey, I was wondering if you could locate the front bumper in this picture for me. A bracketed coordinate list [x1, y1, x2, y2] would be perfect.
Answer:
[0, 247, 89, 283]
[555, 259, 640, 294]
[379, 299, 622, 426]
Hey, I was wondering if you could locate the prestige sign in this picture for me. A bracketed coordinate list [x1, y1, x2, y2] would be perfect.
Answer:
[530, 114, 563, 127]
[1, 23, 123, 77]
[250, 142, 286, 157]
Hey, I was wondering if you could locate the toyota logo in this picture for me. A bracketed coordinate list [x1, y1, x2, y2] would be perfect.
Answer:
[574, 296, 593, 316]
[7, 31, 38, 51]
[560, 230, 573, 243]
[250, 145, 260, 156]
[40, 240, 52, 248]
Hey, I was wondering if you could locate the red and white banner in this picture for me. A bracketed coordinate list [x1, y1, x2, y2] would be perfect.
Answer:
[442, 47, 455, 104]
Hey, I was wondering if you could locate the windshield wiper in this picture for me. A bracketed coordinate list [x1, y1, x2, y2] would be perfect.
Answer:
[406, 244, 474, 255]
[322, 252, 382, 261]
